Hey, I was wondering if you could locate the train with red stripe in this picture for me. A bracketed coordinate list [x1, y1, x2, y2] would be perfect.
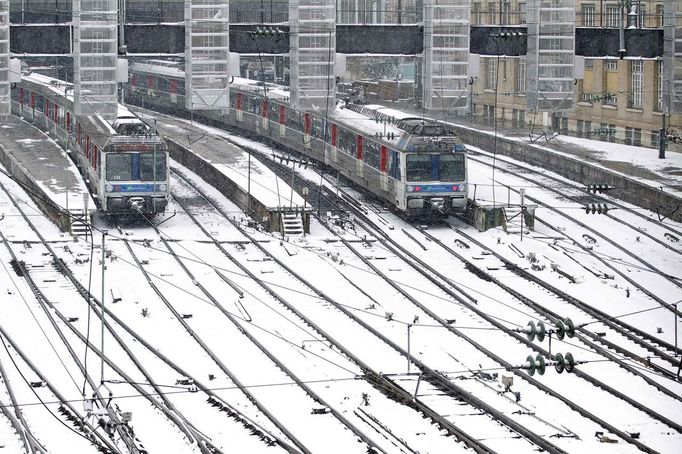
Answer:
[11, 71, 169, 215]
[126, 60, 467, 216]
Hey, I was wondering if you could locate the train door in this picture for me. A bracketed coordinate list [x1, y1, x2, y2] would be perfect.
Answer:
[379, 145, 388, 191]
[303, 113, 312, 148]
[18, 88, 23, 114]
[169, 80, 178, 103]
[44, 98, 50, 127]
[355, 135, 364, 177]
[261, 97, 269, 129]
[329, 123, 337, 163]
[235, 93, 243, 121]
[147, 75, 154, 96]
[279, 104, 286, 137]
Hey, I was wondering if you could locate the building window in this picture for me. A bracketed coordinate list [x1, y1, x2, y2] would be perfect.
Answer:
[518, 2, 527, 24]
[501, 1, 511, 24]
[577, 119, 585, 137]
[656, 60, 663, 111]
[516, 59, 527, 93]
[634, 128, 642, 146]
[489, 2, 497, 25]
[472, 3, 481, 25]
[625, 127, 633, 145]
[585, 59, 594, 69]
[638, 5, 646, 28]
[651, 130, 660, 147]
[656, 5, 664, 27]
[487, 58, 498, 90]
[581, 5, 595, 26]
[605, 60, 618, 71]
[606, 5, 620, 27]
[630, 61, 643, 107]
[585, 121, 592, 138]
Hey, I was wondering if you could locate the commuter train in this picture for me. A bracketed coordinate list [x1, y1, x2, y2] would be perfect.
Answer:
[10, 71, 169, 215]
[125, 60, 467, 217]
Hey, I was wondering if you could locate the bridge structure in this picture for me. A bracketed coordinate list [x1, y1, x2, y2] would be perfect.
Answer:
[3, 0, 680, 117]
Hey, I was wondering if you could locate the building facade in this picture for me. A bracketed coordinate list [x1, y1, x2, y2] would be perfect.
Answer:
[470, 0, 681, 150]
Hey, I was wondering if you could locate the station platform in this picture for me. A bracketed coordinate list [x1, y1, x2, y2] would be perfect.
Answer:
[0, 115, 95, 233]
[131, 107, 310, 234]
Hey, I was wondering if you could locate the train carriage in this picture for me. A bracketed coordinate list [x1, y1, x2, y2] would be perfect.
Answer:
[11, 71, 169, 215]
[126, 60, 467, 217]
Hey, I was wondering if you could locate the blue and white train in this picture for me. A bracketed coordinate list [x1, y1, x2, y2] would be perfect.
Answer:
[11, 71, 169, 215]
[126, 60, 467, 217]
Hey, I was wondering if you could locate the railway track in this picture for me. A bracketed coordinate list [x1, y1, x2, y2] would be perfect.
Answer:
[258, 149, 681, 453]
[171, 166, 556, 454]
[116, 204, 386, 454]
[469, 148, 682, 246]
[450, 228, 681, 378]
[0, 174, 290, 454]
[467, 152, 682, 320]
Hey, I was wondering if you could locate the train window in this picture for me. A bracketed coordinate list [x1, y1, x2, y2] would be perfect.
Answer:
[438, 153, 466, 181]
[406, 154, 433, 182]
[388, 151, 401, 180]
[139, 153, 167, 181]
[364, 140, 381, 169]
[338, 128, 355, 155]
[288, 109, 303, 131]
[106, 154, 133, 181]
[269, 101, 279, 120]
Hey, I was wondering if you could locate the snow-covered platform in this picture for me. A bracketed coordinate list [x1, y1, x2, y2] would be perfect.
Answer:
[131, 107, 310, 234]
[0, 115, 95, 232]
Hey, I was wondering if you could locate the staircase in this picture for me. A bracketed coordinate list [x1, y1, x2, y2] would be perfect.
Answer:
[281, 211, 304, 236]
[69, 209, 90, 238]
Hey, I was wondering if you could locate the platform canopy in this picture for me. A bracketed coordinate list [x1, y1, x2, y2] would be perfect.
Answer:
[289, 0, 336, 114]
[0, 0, 9, 115]
[185, 0, 230, 111]
[526, 0, 576, 112]
[73, 0, 119, 120]
[423, 0, 470, 111]
[663, 0, 682, 114]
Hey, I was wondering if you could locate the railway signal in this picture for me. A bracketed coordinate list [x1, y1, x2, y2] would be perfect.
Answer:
[587, 184, 612, 194]
[585, 203, 609, 214]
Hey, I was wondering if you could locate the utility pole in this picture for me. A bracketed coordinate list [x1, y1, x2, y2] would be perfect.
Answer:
[100, 230, 107, 384]
[659, 111, 666, 159]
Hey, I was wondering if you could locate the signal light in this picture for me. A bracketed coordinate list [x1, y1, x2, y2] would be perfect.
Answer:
[587, 184, 612, 194]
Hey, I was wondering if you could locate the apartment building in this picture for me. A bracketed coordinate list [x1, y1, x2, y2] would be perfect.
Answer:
[470, 0, 680, 150]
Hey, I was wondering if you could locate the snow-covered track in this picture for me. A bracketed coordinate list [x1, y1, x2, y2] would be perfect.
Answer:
[451, 228, 681, 380]
[468, 150, 682, 247]
[467, 153, 682, 319]
[170, 167, 524, 454]
[324, 183, 676, 454]
[0, 174, 288, 454]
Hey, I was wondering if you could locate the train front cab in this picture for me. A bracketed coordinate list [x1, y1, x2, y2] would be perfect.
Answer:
[102, 147, 169, 215]
[402, 148, 467, 217]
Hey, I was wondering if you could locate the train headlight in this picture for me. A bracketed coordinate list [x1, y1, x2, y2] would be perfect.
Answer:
[105, 184, 113, 192]
[159, 183, 167, 192]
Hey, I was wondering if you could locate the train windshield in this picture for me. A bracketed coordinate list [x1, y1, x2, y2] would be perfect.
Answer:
[406, 153, 466, 182]
[140, 152, 167, 181]
[106, 154, 133, 181]
[406, 155, 432, 182]
[439, 153, 466, 181]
